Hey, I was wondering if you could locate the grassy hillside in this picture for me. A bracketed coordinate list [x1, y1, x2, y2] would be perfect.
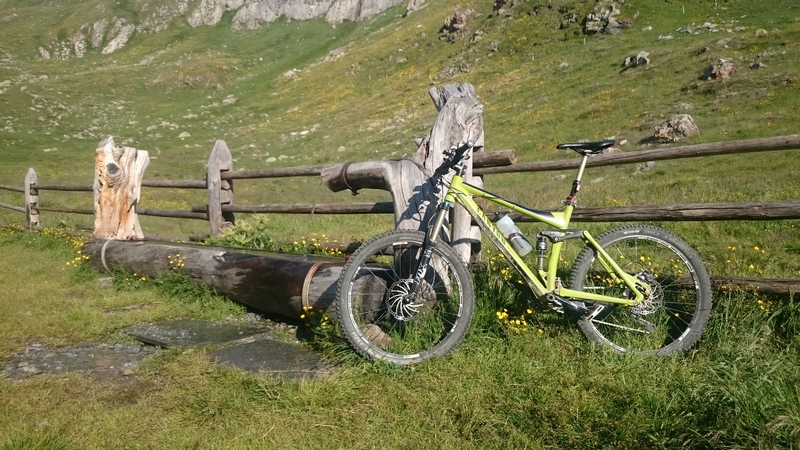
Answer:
[1, 3, 799, 448]
[0, 0, 798, 275]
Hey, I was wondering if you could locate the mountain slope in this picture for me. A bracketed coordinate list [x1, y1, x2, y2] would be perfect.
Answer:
[0, 0, 798, 240]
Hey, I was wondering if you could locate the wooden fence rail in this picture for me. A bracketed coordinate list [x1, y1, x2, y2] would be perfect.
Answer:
[1, 134, 799, 294]
[2, 135, 800, 231]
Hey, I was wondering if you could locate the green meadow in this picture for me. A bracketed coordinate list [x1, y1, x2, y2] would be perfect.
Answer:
[0, 0, 798, 447]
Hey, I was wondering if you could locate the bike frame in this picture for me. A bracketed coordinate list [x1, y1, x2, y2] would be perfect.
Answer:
[429, 160, 647, 307]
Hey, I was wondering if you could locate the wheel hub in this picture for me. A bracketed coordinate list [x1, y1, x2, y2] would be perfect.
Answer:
[632, 272, 664, 315]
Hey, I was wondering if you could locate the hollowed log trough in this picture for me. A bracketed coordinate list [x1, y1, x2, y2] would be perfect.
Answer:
[82, 239, 345, 321]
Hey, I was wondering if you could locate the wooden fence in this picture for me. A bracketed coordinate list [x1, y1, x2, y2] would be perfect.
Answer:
[1, 134, 799, 294]
[3, 134, 800, 231]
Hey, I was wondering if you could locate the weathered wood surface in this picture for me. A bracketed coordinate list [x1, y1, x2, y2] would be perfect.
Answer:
[142, 179, 206, 189]
[711, 276, 800, 295]
[499, 200, 800, 223]
[221, 149, 515, 181]
[34, 184, 94, 192]
[184, 199, 800, 221]
[82, 239, 344, 320]
[207, 140, 235, 236]
[93, 136, 150, 240]
[570, 200, 800, 221]
[192, 202, 395, 215]
[0, 201, 25, 213]
[38, 206, 94, 215]
[321, 83, 485, 263]
[24, 168, 39, 229]
[136, 208, 209, 220]
[476, 134, 800, 175]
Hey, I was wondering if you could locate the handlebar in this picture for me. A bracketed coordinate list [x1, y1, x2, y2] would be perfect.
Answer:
[433, 141, 474, 177]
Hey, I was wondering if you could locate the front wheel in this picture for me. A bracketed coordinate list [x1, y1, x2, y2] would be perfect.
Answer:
[336, 230, 474, 365]
[569, 225, 712, 355]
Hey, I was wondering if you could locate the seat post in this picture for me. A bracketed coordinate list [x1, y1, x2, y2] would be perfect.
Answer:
[575, 154, 589, 183]
[565, 154, 589, 206]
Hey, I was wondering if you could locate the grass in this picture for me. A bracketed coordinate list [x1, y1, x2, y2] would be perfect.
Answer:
[2, 0, 800, 271]
[0, 227, 799, 448]
[1, 0, 800, 447]
[0, 227, 244, 358]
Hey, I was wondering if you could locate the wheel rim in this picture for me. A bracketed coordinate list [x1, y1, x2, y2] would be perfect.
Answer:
[579, 236, 704, 353]
[344, 240, 465, 360]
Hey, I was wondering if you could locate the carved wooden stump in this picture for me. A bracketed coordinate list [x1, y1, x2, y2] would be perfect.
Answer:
[93, 136, 150, 240]
[322, 83, 485, 263]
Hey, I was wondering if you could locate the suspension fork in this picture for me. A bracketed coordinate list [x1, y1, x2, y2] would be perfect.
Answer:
[405, 200, 454, 297]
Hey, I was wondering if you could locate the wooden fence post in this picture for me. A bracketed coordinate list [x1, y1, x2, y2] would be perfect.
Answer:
[321, 83, 484, 264]
[425, 84, 485, 261]
[93, 136, 150, 240]
[24, 168, 39, 229]
[207, 140, 235, 237]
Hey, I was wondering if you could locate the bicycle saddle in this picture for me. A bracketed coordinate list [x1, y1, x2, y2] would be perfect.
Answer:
[556, 140, 615, 155]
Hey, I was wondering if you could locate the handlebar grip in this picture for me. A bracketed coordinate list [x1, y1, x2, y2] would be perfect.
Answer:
[453, 141, 474, 158]
[434, 141, 474, 177]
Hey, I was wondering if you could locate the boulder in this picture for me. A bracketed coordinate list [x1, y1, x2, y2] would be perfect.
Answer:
[654, 114, 699, 144]
[584, 0, 625, 35]
[701, 57, 736, 81]
[622, 51, 650, 69]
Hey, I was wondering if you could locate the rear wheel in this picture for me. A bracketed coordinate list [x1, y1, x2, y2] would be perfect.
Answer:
[336, 230, 474, 365]
[569, 225, 712, 355]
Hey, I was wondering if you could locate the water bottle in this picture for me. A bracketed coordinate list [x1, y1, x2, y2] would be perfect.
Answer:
[496, 215, 533, 256]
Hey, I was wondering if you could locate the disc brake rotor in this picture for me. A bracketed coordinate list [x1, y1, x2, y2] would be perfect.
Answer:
[632, 272, 664, 316]
[387, 278, 435, 321]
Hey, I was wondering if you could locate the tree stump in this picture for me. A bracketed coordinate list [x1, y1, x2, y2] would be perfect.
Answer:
[93, 136, 150, 240]
[321, 83, 484, 263]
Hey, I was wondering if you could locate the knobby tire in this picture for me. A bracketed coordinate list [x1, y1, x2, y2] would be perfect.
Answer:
[569, 224, 712, 355]
[336, 230, 474, 366]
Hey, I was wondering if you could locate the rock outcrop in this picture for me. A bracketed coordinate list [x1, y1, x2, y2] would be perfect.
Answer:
[37, 0, 404, 60]
[584, 0, 626, 35]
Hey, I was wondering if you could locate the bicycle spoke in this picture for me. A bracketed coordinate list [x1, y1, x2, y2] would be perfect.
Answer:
[570, 225, 712, 355]
[337, 231, 474, 365]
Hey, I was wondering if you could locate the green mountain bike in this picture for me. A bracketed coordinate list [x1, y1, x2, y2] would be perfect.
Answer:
[335, 141, 713, 365]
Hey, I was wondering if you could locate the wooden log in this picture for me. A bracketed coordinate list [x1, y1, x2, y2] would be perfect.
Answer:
[223, 165, 328, 180]
[36, 184, 94, 192]
[504, 200, 800, 223]
[136, 208, 209, 220]
[142, 179, 206, 189]
[188, 199, 798, 221]
[0, 201, 26, 213]
[711, 276, 800, 295]
[82, 239, 344, 320]
[38, 206, 94, 215]
[25, 168, 39, 229]
[92, 136, 150, 240]
[476, 134, 800, 175]
[192, 202, 395, 214]
[221, 150, 515, 181]
[472, 149, 516, 168]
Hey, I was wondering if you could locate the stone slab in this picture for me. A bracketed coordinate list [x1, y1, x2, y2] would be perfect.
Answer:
[4, 318, 334, 383]
[211, 337, 334, 380]
[124, 318, 335, 379]
[123, 318, 269, 348]
[4, 342, 157, 382]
